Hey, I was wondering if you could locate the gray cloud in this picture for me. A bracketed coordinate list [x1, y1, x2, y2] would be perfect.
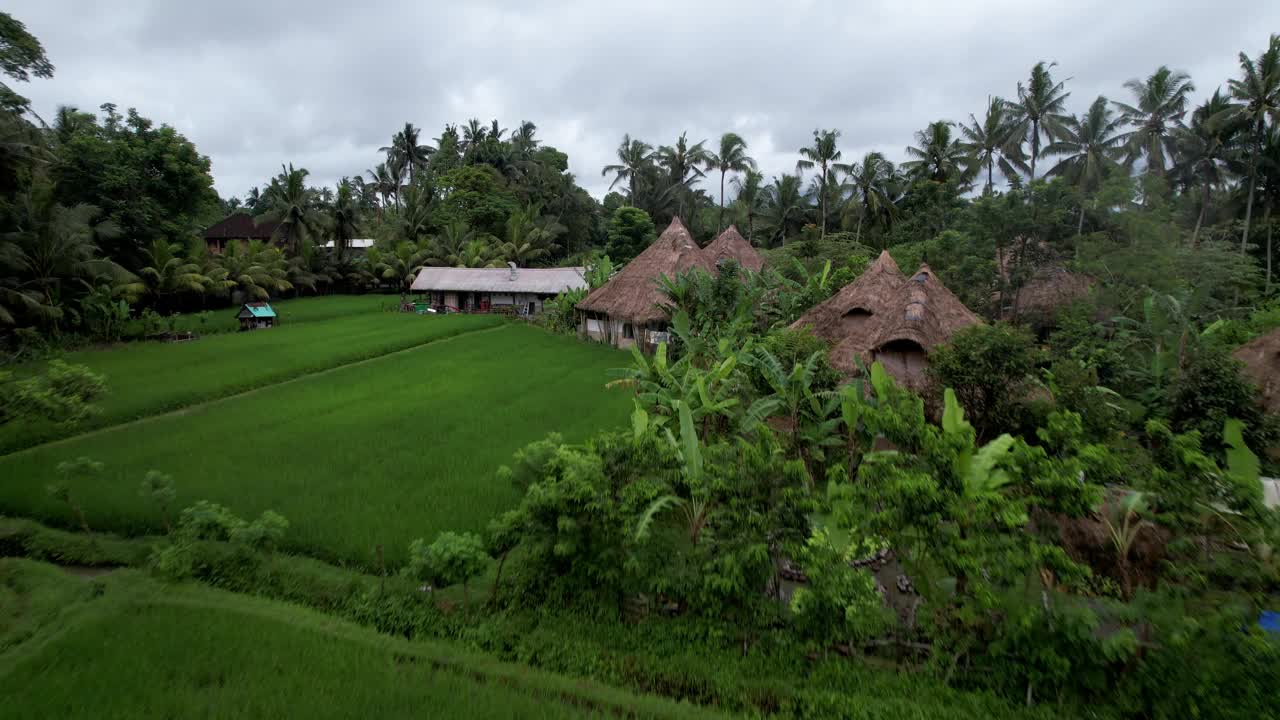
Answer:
[12, 1, 1278, 201]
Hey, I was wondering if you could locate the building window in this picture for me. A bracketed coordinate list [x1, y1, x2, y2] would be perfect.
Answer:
[623, 323, 634, 339]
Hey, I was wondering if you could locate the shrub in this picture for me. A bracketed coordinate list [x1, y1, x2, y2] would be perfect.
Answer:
[1162, 343, 1278, 459]
[406, 531, 488, 603]
[927, 323, 1042, 439]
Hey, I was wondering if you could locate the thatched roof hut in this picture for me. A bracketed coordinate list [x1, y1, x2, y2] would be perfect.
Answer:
[791, 250, 982, 389]
[1234, 328, 1280, 417]
[995, 245, 1095, 323]
[577, 216, 715, 326]
[704, 225, 764, 272]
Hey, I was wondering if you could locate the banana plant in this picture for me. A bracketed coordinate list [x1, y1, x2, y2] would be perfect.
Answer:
[634, 401, 713, 546]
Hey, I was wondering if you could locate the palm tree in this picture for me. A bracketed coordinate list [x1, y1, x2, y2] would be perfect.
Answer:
[461, 118, 487, 161]
[424, 221, 477, 266]
[1113, 66, 1196, 176]
[730, 169, 765, 243]
[959, 97, 1027, 193]
[703, 132, 756, 231]
[845, 152, 899, 244]
[499, 205, 561, 266]
[1173, 90, 1240, 245]
[0, 195, 125, 325]
[128, 239, 209, 311]
[760, 174, 807, 246]
[1009, 61, 1072, 179]
[256, 163, 321, 253]
[655, 132, 711, 218]
[1224, 34, 1280, 255]
[903, 121, 970, 184]
[366, 163, 397, 211]
[380, 123, 433, 185]
[602, 134, 653, 205]
[368, 241, 428, 290]
[217, 239, 292, 301]
[511, 121, 539, 154]
[1046, 96, 1127, 235]
[329, 179, 360, 259]
[796, 129, 849, 237]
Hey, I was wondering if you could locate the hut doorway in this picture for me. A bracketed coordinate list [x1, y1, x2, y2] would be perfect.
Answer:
[872, 339, 928, 387]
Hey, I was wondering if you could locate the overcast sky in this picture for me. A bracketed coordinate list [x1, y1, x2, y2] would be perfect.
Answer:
[10, 1, 1280, 202]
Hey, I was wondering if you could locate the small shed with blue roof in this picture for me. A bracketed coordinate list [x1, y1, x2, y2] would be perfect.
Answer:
[237, 302, 277, 331]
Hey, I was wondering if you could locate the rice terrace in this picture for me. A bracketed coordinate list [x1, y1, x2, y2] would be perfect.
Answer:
[5, 4, 1280, 719]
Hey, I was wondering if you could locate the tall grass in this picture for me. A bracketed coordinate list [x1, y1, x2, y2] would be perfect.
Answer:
[0, 313, 503, 453]
[0, 560, 723, 720]
[0, 325, 630, 567]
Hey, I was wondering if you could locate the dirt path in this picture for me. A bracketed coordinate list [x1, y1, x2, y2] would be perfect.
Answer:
[4, 323, 513, 457]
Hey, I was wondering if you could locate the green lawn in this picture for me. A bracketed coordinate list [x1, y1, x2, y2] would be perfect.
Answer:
[0, 560, 721, 720]
[0, 323, 630, 567]
[0, 312, 504, 453]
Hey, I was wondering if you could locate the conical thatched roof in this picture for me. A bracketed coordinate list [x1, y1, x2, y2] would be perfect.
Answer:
[995, 245, 1095, 322]
[791, 251, 982, 385]
[1234, 328, 1280, 417]
[705, 225, 764, 272]
[577, 217, 715, 324]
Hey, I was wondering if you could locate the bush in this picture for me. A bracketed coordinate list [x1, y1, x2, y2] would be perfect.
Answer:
[928, 323, 1042, 439]
[406, 531, 488, 602]
[1162, 344, 1278, 459]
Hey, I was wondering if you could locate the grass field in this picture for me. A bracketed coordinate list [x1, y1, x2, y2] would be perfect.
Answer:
[0, 322, 630, 567]
[0, 559, 722, 719]
[0, 312, 504, 453]
[123, 293, 402, 336]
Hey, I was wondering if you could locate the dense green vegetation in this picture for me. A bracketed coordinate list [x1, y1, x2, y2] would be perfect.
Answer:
[0, 323, 629, 566]
[0, 559, 723, 720]
[0, 312, 503, 453]
[3, 9, 1280, 719]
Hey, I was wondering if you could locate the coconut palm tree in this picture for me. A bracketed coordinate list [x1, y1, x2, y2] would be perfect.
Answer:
[844, 152, 899, 244]
[655, 132, 711, 219]
[368, 241, 428, 290]
[1009, 61, 1072, 179]
[1173, 90, 1241, 245]
[760, 174, 808, 246]
[256, 163, 321, 253]
[1046, 96, 1127, 235]
[329, 179, 360, 259]
[461, 118, 487, 161]
[1224, 33, 1280, 255]
[703, 132, 756, 231]
[959, 97, 1027, 193]
[730, 169, 765, 243]
[127, 239, 209, 311]
[1113, 66, 1196, 176]
[602, 134, 654, 205]
[796, 129, 849, 237]
[379, 122, 434, 184]
[499, 205, 561, 266]
[366, 163, 397, 210]
[217, 239, 292, 301]
[424, 221, 476, 266]
[903, 121, 970, 184]
[511, 120, 539, 155]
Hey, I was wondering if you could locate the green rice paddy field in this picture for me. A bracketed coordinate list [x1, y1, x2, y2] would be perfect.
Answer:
[0, 306, 630, 567]
[0, 559, 720, 720]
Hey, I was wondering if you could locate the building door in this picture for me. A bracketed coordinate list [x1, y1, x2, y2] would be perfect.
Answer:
[528, 301, 536, 315]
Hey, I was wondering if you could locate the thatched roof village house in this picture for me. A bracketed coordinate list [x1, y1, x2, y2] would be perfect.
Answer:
[577, 217, 719, 349]
[410, 264, 586, 315]
[791, 251, 981, 390]
[705, 225, 764, 272]
[994, 245, 1094, 324]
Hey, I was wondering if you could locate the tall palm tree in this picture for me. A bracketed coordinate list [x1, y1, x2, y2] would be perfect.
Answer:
[703, 132, 756, 231]
[730, 169, 766, 243]
[1009, 61, 1072, 179]
[379, 123, 433, 184]
[1045, 96, 1127, 235]
[845, 152, 899, 244]
[602, 134, 654, 205]
[1173, 90, 1240, 245]
[329, 179, 360, 259]
[1113, 66, 1196, 176]
[655, 132, 711, 218]
[255, 163, 321, 253]
[1224, 33, 1280, 255]
[366, 163, 397, 211]
[126, 239, 208, 311]
[796, 129, 849, 237]
[959, 97, 1027, 193]
[511, 120, 539, 155]
[760, 174, 807, 246]
[903, 121, 970, 184]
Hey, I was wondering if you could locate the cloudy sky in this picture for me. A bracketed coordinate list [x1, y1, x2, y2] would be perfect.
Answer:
[11, 1, 1279, 202]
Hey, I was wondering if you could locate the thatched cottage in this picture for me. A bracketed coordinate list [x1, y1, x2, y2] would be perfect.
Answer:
[994, 245, 1094, 323]
[705, 224, 764, 272]
[577, 217, 716, 349]
[791, 251, 981, 390]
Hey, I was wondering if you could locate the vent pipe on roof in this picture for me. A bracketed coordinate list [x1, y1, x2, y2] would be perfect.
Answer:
[508, 262, 518, 281]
